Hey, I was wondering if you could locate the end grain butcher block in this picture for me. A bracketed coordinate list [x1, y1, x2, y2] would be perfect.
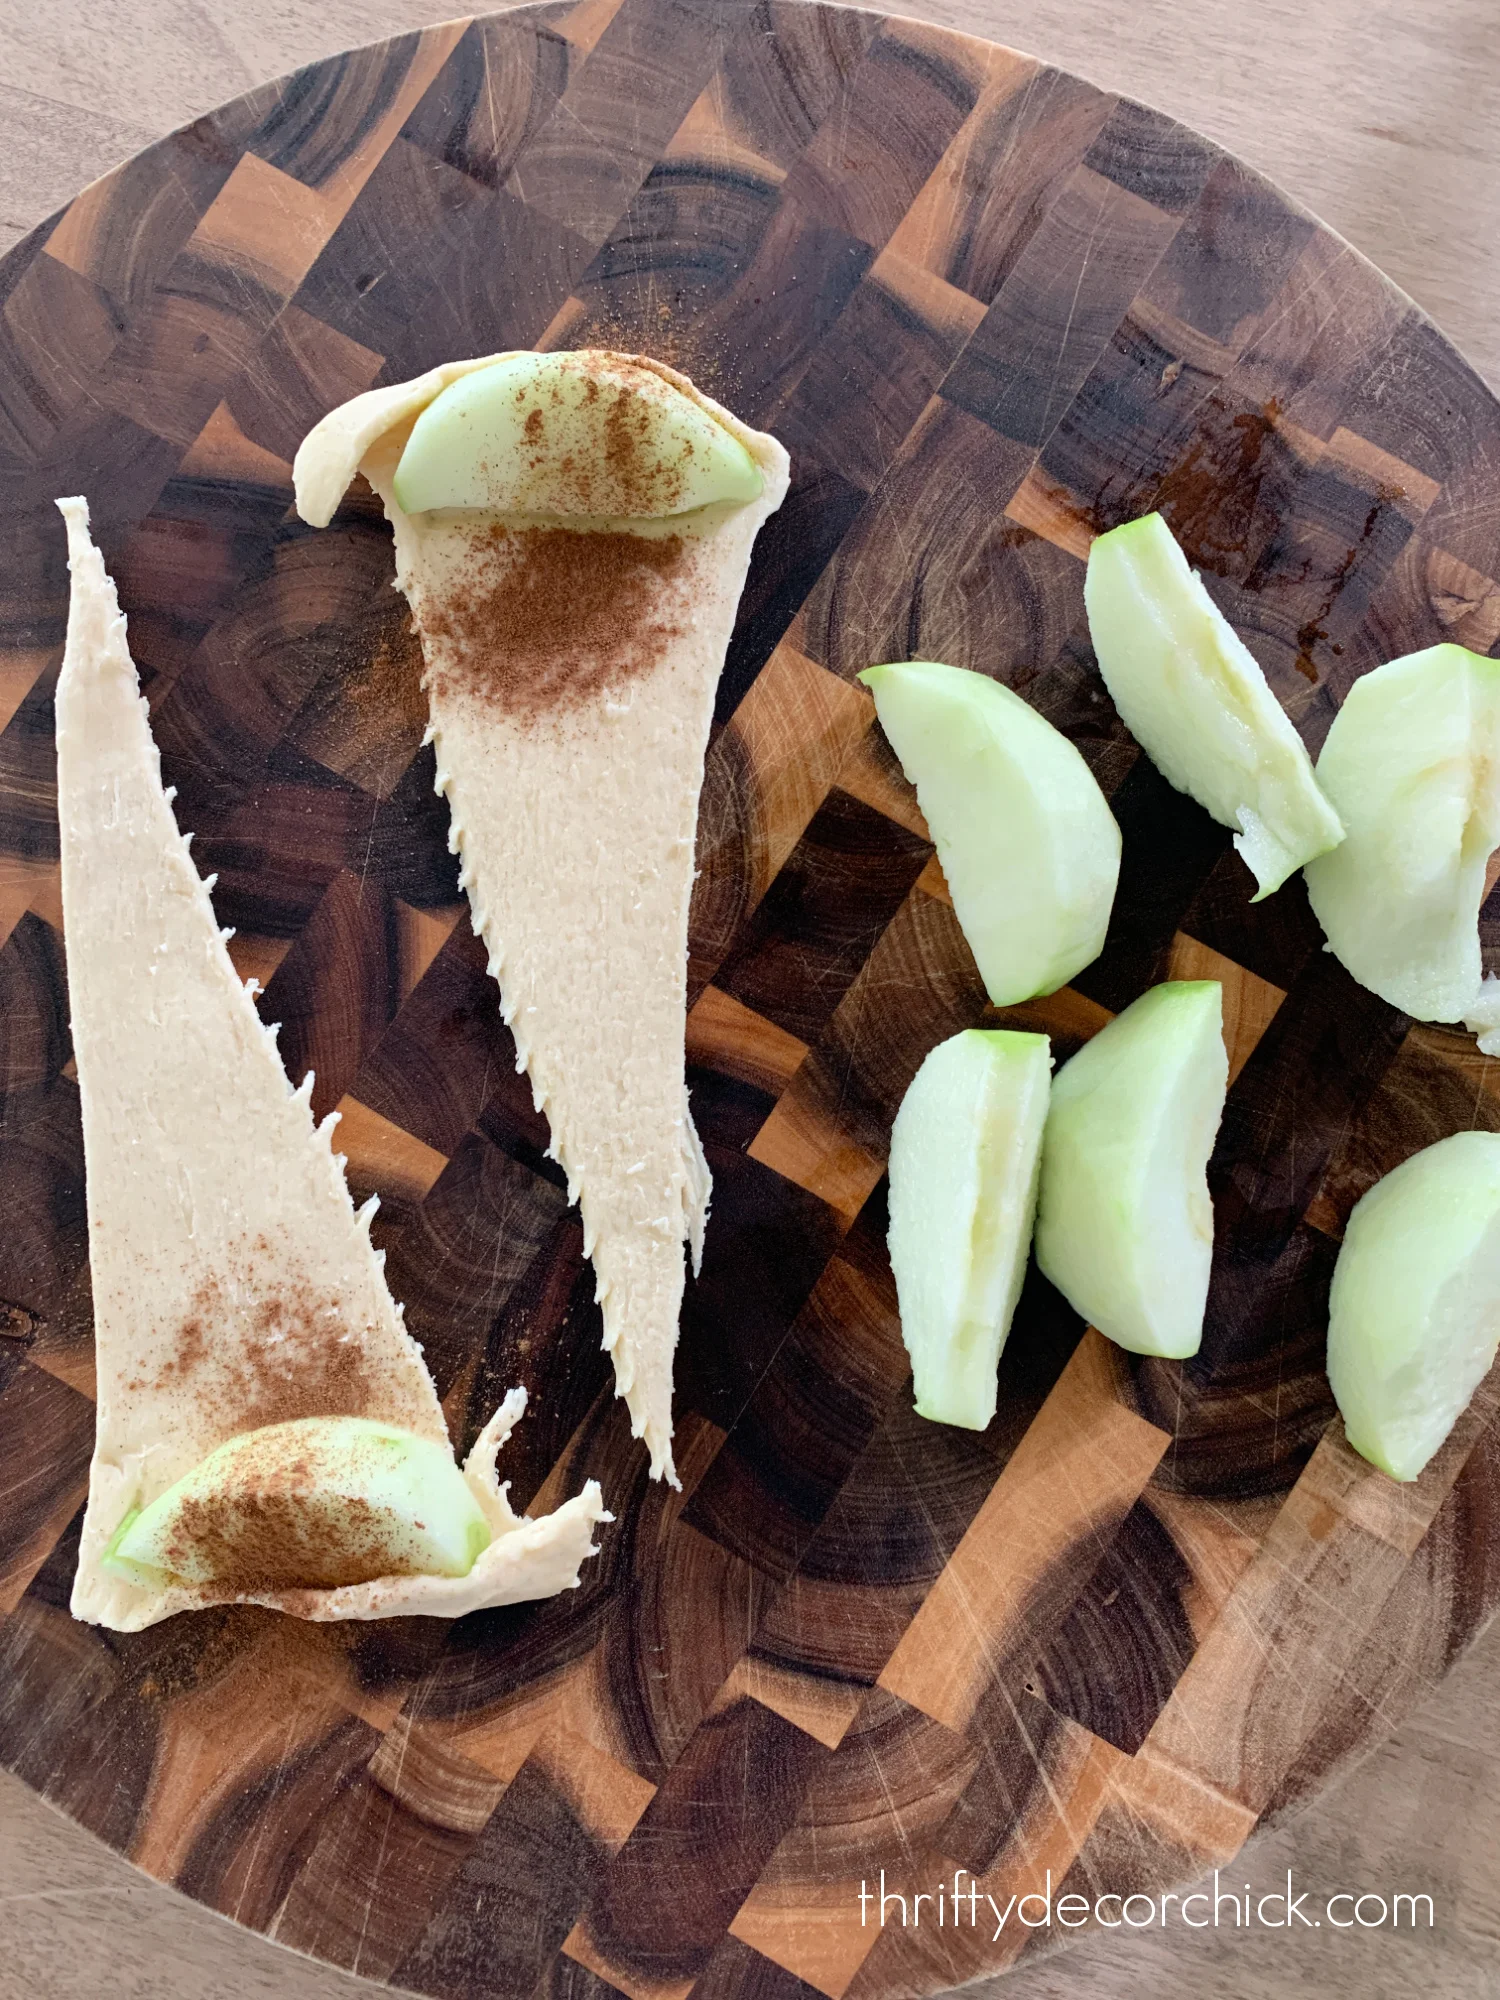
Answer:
[1, 2, 1498, 1995]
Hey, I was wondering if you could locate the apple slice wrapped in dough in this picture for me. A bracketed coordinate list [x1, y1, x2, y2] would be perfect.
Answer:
[57, 499, 607, 1634]
[1302, 643, 1500, 1050]
[294, 351, 790, 1484]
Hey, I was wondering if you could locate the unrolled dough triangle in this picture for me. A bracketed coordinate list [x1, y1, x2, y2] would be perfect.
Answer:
[58, 499, 606, 1632]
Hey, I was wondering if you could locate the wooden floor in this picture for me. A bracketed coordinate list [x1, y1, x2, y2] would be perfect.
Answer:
[2, 3, 1499, 1997]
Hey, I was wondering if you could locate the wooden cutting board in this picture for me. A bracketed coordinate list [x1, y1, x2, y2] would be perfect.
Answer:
[1, 3, 1498, 1995]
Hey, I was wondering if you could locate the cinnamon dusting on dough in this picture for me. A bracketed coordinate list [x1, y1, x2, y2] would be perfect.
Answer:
[156, 1428, 421, 1592]
[150, 1265, 378, 1436]
[500, 359, 700, 515]
[420, 526, 693, 722]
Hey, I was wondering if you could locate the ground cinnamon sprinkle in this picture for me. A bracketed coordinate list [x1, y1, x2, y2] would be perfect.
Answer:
[134, 1244, 435, 1592]
[152, 1262, 377, 1433]
[422, 524, 693, 722]
[509, 362, 697, 516]
[160, 1435, 410, 1592]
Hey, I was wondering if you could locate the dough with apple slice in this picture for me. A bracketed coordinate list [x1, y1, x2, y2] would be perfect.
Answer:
[58, 500, 607, 1634]
[294, 351, 789, 1485]
[1085, 512, 1344, 899]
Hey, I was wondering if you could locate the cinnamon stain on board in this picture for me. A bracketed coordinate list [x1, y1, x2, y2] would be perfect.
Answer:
[1011, 400, 1291, 575]
[1288, 482, 1407, 683]
[1057, 395, 1407, 691]
[1154, 398, 1286, 571]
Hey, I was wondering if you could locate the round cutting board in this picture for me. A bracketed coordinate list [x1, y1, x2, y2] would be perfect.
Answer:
[1, 4, 1499, 1994]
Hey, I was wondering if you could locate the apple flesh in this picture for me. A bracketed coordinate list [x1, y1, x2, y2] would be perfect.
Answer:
[1302, 644, 1500, 1041]
[1328, 1131, 1500, 1481]
[1034, 980, 1227, 1358]
[888, 1029, 1052, 1429]
[1084, 513, 1344, 899]
[102, 1416, 493, 1592]
[391, 350, 763, 516]
[859, 660, 1121, 1005]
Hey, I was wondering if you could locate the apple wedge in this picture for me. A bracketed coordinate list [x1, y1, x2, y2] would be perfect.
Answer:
[859, 660, 1121, 1004]
[1302, 644, 1500, 1044]
[888, 1029, 1052, 1429]
[1328, 1131, 1500, 1481]
[1034, 981, 1227, 1358]
[1085, 512, 1344, 899]
[104, 1417, 493, 1591]
[392, 350, 764, 516]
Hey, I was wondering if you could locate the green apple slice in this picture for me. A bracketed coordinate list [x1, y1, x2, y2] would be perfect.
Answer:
[1034, 980, 1227, 1358]
[101, 1416, 492, 1592]
[1328, 1131, 1500, 1481]
[859, 660, 1121, 1005]
[1084, 513, 1344, 899]
[1302, 644, 1500, 1039]
[391, 350, 763, 517]
[888, 1029, 1052, 1429]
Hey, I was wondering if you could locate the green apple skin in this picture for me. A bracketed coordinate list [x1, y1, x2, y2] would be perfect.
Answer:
[888, 1029, 1052, 1429]
[1034, 980, 1227, 1358]
[1084, 513, 1344, 900]
[1302, 644, 1500, 1032]
[859, 660, 1121, 1005]
[391, 351, 763, 516]
[1328, 1131, 1500, 1482]
[102, 1417, 492, 1591]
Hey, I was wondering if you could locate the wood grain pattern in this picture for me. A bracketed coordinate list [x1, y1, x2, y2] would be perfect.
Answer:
[1, 4, 1499, 1995]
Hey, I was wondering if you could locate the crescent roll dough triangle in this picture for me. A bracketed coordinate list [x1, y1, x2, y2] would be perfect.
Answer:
[58, 499, 606, 1633]
[294, 353, 790, 1483]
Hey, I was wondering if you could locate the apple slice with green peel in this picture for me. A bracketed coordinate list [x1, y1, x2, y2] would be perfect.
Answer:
[102, 1416, 493, 1592]
[859, 660, 1121, 1005]
[391, 350, 764, 517]
[1328, 1131, 1500, 1481]
[1084, 512, 1344, 899]
[888, 1029, 1052, 1429]
[1034, 981, 1227, 1358]
[1302, 644, 1500, 1042]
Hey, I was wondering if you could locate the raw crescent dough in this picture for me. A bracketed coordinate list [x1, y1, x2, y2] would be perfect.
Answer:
[294, 354, 790, 1481]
